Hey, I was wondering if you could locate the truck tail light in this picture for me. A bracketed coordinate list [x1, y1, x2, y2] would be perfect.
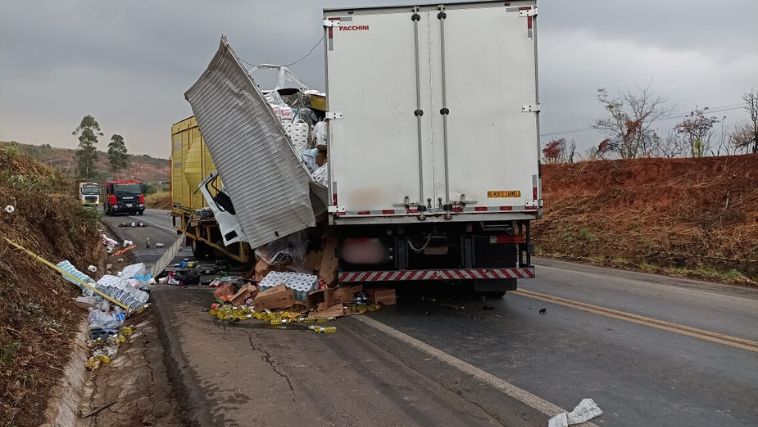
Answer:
[138, 194, 145, 204]
[489, 234, 526, 244]
[108, 194, 117, 205]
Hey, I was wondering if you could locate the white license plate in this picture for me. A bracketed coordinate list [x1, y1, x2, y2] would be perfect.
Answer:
[126, 204, 133, 208]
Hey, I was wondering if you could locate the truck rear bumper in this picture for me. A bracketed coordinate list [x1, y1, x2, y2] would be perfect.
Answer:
[338, 267, 534, 282]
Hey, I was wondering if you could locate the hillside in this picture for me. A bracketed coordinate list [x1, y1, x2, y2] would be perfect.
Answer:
[0, 141, 169, 183]
[534, 154, 758, 284]
[0, 149, 103, 424]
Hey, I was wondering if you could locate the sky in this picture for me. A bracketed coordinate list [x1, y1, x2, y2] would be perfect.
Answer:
[1, 0, 756, 158]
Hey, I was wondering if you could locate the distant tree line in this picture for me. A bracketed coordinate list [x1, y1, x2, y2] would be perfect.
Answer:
[73, 115, 130, 179]
[542, 88, 758, 163]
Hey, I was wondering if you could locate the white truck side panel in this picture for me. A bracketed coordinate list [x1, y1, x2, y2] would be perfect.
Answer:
[325, 0, 539, 222]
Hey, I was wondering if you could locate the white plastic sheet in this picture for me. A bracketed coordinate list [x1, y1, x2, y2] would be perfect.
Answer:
[548, 398, 602, 427]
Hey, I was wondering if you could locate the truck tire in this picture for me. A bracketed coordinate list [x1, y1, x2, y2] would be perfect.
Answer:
[138, 211, 144, 216]
[191, 239, 211, 258]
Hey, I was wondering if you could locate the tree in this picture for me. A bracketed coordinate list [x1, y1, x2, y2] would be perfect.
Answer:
[107, 134, 129, 172]
[542, 138, 566, 164]
[730, 90, 758, 154]
[73, 115, 102, 179]
[655, 130, 687, 158]
[593, 85, 669, 159]
[674, 106, 720, 157]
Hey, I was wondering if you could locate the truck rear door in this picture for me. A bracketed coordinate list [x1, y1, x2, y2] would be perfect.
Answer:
[324, 0, 540, 218]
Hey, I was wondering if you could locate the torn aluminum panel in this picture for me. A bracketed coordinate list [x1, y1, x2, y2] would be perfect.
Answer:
[185, 37, 319, 249]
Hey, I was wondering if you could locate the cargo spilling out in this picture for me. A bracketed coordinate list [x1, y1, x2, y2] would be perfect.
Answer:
[170, 0, 542, 322]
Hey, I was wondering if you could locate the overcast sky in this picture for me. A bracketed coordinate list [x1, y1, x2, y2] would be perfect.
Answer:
[1, 0, 756, 158]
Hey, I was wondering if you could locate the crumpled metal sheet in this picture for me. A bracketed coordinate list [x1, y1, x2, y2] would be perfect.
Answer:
[185, 37, 319, 249]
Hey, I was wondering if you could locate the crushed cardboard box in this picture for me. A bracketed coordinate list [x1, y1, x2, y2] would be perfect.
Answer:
[230, 284, 258, 306]
[308, 303, 348, 319]
[254, 284, 296, 310]
[318, 238, 339, 285]
[213, 282, 236, 302]
[367, 288, 396, 306]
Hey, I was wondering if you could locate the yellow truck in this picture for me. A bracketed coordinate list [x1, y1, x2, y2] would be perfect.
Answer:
[170, 116, 252, 262]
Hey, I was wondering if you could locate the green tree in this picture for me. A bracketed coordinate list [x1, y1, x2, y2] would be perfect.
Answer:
[72, 115, 102, 179]
[107, 133, 129, 172]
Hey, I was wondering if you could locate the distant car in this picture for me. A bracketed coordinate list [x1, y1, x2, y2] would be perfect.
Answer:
[78, 182, 100, 209]
[103, 179, 145, 216]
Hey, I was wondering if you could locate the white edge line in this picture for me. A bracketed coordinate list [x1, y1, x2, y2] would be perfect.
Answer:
[354, 316, 594, 423]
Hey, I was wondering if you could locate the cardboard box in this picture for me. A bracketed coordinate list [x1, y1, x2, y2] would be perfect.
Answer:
[213, 282, 235, 302]
[332, 284, 363, 304]
[303, 250, 323, 274]
[254, 258, 272, 283]
[230, 284, 258, 307]
[254, 284, 295, 310]
[366, 288, 396, 306]
[308, 303, 347, 320]
[307, 288, 335, 310]
[318, 238, 339, 285]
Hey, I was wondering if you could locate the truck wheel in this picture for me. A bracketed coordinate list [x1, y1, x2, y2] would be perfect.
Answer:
[191, 239, 210, 258]
[138, 211, 144, 216]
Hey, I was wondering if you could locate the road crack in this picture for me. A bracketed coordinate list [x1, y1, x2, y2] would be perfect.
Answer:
[247, 332, 296, 400]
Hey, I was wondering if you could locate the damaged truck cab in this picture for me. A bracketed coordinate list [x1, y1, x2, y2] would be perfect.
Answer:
[175, 0, 541, 296]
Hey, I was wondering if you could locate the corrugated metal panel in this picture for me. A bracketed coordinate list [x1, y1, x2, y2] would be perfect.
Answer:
[184, 37, 318, 249]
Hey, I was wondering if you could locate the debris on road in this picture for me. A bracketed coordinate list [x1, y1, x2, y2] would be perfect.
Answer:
[200, 235, 397, 333]
[539, 308, 547, 315]
[118, 221, 146, 228]
[548, 398, 603, 427]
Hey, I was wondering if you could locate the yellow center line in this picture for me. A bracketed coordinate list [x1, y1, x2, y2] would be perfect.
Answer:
[512, 288, 758, 353]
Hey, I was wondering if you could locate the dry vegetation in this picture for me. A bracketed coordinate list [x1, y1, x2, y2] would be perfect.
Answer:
[534, 154, 758, 284]
[145, 191, 171, 209]
[0, 141, 169, 183]
[0, 148, 103, 426]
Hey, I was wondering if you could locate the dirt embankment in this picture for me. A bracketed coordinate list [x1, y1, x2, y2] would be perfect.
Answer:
[145, 191, 171, 210]
[534, 154, 758, 284]
[0, 149, 103, 425]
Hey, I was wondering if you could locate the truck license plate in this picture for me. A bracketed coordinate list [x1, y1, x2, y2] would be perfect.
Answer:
[126, 203, 133, 208]
[487, 190, 521, 198]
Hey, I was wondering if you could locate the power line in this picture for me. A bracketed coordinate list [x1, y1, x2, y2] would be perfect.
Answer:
[539, 103, 746, 138]
[237, 36, 324, 70]
[283, 36, 325, 67]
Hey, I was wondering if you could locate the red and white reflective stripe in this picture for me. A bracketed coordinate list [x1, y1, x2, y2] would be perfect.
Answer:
[338, 268, 535, 282]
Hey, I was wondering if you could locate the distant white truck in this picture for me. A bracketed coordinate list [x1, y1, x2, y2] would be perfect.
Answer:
[185, 0, 541, 296]
[323, 0, 541, 294]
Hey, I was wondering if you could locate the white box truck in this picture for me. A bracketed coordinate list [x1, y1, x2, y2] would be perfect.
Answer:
[323, 0, 541, 294]
[184, 0, 541, 296]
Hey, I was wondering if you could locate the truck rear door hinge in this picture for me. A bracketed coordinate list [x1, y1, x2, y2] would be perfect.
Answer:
[325, 111, 343, 120]
[323, 19, 340, 27]
[519, 8, 538, 17]
[522, 104, 541, 112]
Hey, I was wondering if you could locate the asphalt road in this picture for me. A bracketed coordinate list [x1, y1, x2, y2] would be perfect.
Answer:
[105, 210, 758, 426]
[101, 208, 188, 264]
